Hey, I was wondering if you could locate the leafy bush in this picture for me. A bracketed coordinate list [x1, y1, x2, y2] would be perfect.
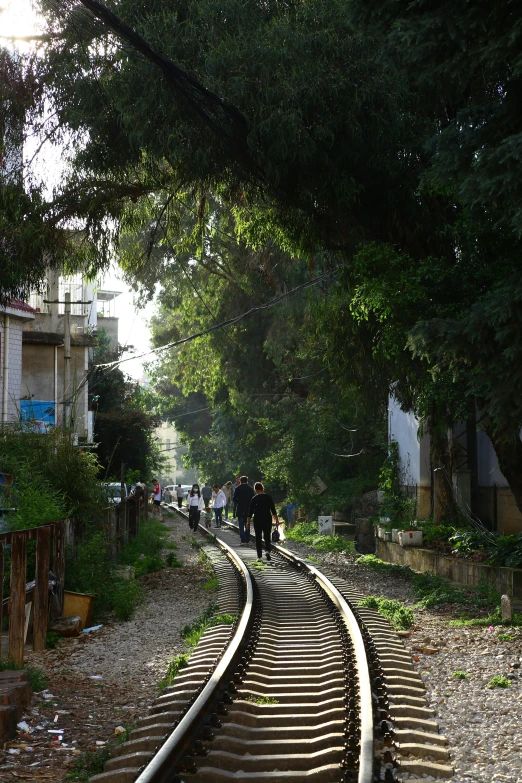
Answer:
[67, 746, 111, 781]
[285, 521, 355, 553]
[165, 552, 181, 568]
[486, 533, 522, 568]
[452, 670, 470, 679]
[118, 518, 170, 576]
[358, 595, 414, 630]
[111, 579, 143, 621]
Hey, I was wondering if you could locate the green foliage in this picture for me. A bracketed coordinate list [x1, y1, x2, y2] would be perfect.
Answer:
[245, 695, 279, 705]
[497, 633, 514, 642]
[66, 746, 112, 782]
[413, 572, 467, 608]
[165, 552, 181, 568]
[202, 576, 219, 591]
[452, 671, 470, 680]
[355, 555, 412, 576]
[358, 596, 414, 630]
[180, 605, 235, 648]
[158, 653, 190, 691]
[450, 610, 522, 628]
[46, 631, 61, 649]
[488, 675, 510, 689]
[65, 531, 144, 621]
[285, 521, 355, 554]
[118, 518, 169, 576]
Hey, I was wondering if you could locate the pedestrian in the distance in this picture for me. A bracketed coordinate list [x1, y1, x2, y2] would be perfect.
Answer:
[234, 476, 255, 545]
[151, 479, 162, 518]
[247, 482, 278, 562]
[187, 483, 204, 531]
[202, 482, 212, 510]
[222, 481, 233, 520]
[212, 484, 227, 528]
[232, 475, 241, 519]
[175, 483, 184, 509]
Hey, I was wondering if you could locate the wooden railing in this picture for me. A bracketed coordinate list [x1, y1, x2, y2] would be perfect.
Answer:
[104, 487, 148, 556]
[0, 521, 65, 665]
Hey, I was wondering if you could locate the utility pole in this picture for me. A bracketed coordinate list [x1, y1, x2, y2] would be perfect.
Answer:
[63, 292, 71, 428]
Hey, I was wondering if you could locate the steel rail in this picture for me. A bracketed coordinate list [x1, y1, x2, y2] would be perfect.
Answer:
[134, 519, 254, 783]
[223, 518, 374, 783]
[274, 543, 374, 783]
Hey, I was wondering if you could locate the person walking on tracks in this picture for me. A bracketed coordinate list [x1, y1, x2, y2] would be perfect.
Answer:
[232, 476, 241, 518]
[187, 483, 204, 531]
[151, 479, 162, 518]
[222, 481, 233, 520]
[212, 484, 227, 528]
[202, 482, 212, 510]
[234, 476, 255, 545]
[175, 483, 185, 509]
[248, 482, 279, 562]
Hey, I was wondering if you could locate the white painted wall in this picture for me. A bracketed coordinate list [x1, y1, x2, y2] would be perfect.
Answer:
[388, 395, 430, 487]
[477, 431, 509, 487]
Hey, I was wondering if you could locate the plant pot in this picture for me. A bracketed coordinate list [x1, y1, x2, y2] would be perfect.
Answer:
[398, 530, 423, 547]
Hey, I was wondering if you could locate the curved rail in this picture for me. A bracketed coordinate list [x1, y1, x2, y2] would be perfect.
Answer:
[275, 543, 374, 783]
[223, 519, 374, 783]
[134, 522, 254, 783]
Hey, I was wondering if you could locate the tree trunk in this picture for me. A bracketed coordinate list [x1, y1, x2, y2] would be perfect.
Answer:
[485, 429, 522, 516]
[429, 407, 460, 524]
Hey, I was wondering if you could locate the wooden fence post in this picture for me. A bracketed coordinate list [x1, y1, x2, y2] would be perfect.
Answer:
[0, 542, 4, 660]
[33, 526, 51, 652]
[9, 532, 27, 665]
[52, 522, 65, 615]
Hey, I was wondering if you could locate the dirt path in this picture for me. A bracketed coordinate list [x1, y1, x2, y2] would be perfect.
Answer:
[0, 511, 212, 782]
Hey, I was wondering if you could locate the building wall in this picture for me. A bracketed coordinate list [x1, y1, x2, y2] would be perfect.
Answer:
[97, 317, 119, 353]
[389, 395, 522, 533]
[22, 343, 89, 436]
[155, 421, 197, 485]
[0, 317, 24, 422]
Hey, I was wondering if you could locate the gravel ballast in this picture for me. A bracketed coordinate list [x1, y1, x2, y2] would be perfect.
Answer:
[283, 539, 522, 783]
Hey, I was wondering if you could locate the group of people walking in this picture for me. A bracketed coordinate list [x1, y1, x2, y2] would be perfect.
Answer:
[186, 476, 279, 562]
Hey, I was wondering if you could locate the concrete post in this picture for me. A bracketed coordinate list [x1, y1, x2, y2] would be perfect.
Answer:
[64, 292, 71, 428]
[1, 314, 9, 423]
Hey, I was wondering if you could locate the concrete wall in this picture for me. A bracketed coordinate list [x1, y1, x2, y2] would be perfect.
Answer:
[22, 343, 89, 437]
[0, 317, 24, 422]
[97, 317, 119, 353]
[377, 539, 522, 603]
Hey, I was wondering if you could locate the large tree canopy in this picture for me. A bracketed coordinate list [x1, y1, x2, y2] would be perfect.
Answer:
[3, 0, 521, 514]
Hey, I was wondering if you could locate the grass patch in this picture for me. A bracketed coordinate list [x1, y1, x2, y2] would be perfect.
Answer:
[66, 746, 111, 781]
[452, 670, 471, 679]
[358, 596, 414, 630]
[158, 653, 190, 691]
[250, 561, 268, 571]
[413, 572, 468, 608]
[488, 674, 510, 689]
[245, 695, 279, 705]
[449, 608, 522, 627]
[202, 576, 219, 591]
[285, 521, 355, 554]
[355, 554, 412, 576]
[498, 633, 514, 641]
[118, 518, 170, 577]
[181, 606, 235, 648]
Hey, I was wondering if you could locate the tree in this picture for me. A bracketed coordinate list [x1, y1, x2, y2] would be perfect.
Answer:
[90, 328, 163, 481]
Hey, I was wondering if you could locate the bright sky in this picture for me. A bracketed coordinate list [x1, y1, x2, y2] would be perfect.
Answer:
[1, 0, 155, 380]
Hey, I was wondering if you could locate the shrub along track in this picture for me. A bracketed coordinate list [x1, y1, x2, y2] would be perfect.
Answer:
[89, 513, 454, 783]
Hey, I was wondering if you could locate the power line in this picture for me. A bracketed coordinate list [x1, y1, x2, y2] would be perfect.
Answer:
[94, 271, 332, 369]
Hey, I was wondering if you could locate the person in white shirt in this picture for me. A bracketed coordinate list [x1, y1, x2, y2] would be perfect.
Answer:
[187, 483, 205, 531]
[212, 484, 227, 528]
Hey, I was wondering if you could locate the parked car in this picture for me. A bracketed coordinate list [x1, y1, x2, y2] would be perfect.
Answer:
[104, 482, 128, 504]
[163, 485, 192, 503]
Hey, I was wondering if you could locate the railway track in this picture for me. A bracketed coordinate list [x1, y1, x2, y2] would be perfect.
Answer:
[91, 509, 453, 783]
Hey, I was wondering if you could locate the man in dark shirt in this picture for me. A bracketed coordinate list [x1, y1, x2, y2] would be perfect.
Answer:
[234, 476, 255, 544]
[248, 482, 279, 561]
